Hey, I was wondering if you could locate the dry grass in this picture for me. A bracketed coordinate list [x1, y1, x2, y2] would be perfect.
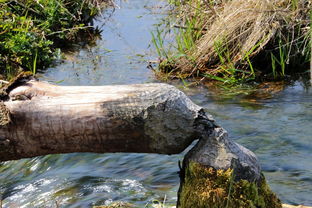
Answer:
[170, 0, 311, 80]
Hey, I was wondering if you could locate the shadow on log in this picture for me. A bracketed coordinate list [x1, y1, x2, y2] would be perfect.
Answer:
[0, 74, 282, 207]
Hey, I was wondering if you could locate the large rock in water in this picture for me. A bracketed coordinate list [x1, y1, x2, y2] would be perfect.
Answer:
[177, 114, 282, 207]
[184, 127, 261, 182]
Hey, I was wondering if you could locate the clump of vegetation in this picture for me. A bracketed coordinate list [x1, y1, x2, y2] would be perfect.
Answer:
[178, 162, 282, 208]
[93, 202, 134, 208]
[93, 200, 174, 208]
[152, 0, 311, 84]
[0, 0, 111, 79]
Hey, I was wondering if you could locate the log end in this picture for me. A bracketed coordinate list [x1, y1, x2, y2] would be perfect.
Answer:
[141, 84, 216, 154]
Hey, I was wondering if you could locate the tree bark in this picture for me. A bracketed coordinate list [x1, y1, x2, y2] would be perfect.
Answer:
[0, 80, 216, 162]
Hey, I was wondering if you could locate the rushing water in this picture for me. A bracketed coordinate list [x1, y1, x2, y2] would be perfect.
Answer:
[1, 0, 312, 207]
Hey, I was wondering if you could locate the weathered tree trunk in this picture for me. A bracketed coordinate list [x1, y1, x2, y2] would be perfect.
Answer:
[0, 79, 215, 161]
[0, 76, 283, 207]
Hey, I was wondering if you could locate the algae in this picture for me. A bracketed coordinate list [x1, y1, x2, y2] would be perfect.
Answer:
[178, 162, 282, 208]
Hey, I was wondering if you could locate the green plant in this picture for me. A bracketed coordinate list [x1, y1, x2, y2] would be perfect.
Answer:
[0, 9, 54, 78]
[150, 0, 206, 78]
[151, 27, 168, 59]
[0, 0, 110, 79]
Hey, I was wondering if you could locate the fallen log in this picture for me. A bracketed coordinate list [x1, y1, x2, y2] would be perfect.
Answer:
[0, 74, 282, 207]
[0, 75, 215, 161]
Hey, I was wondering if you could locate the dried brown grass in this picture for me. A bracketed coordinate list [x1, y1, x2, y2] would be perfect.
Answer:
[173, 0, 311, 78]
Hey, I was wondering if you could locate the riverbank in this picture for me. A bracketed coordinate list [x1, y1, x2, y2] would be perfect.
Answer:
[152, 0, 311, 85]
[0, 0, 112, 80]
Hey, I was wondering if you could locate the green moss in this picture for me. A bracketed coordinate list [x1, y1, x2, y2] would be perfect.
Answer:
[178, 162, 282, 208]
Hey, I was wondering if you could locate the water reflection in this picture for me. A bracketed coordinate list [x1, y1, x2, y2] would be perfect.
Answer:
[41, 0, 164, 86]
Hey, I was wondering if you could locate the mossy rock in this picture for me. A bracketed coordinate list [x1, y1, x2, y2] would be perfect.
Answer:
[178, 162, 282, 208]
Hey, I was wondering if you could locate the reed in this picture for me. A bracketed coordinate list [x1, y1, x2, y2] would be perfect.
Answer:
[153, 0, 311, 84]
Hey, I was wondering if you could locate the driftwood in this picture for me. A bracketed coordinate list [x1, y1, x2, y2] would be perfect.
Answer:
[0, 79, 214, 161]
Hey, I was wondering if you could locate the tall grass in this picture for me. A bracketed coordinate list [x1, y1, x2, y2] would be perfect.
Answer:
[151, 27, 168, 59]
[152, 0, 311, 84]
[151, 0, 205, 76]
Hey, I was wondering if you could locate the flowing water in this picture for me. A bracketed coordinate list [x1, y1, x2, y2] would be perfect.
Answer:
[1, 0, 312, 207]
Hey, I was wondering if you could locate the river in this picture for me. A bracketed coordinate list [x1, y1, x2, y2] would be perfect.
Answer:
[0, 0, 311, 207]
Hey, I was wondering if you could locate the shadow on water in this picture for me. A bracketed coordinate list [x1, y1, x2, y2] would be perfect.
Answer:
[1, 0, 312, 207]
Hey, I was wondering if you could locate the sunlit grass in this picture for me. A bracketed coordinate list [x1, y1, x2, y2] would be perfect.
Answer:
[151, 0, 311, 85]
